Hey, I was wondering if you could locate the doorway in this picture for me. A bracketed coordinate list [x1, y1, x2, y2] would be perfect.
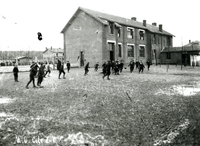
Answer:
[110, 51, 114, 61]
[182, 54, 190, 66]
[108, 43, 115, 61]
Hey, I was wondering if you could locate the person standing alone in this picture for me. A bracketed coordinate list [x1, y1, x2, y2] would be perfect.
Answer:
[84, 62, 90, 76]
[66, 61, 71, 73]
[13, 64, 19, 82]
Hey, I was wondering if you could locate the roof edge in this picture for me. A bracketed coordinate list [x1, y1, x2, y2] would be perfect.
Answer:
[61, 7, 107, 33]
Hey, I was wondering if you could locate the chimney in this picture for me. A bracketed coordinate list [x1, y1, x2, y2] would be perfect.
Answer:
[159, 24, 162, 32]
[189, 40, 191, 44]
[152, 22, 157, 26]
[131, 17, 137, 21]
[143, 20, 146, 27]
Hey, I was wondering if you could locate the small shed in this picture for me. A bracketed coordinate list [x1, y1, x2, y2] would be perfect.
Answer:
[15, 56, 32, 65]
[161, 41, 200, 66]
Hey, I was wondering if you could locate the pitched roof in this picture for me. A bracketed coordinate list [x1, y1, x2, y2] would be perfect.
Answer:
[161, 45, 200, 53]
[43, 48, 64, 53]
[184, 40, 200, 47]
[61, 7, 174, 36]
[15, 56, 32, 60]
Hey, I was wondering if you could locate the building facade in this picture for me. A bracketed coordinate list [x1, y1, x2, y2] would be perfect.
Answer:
[61, 7, 174, 67]
[161, 40, 200, 66]
[43, 47, 64, 64]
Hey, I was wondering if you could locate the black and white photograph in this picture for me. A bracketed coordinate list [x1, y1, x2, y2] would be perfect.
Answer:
[1, 0, 200, 145]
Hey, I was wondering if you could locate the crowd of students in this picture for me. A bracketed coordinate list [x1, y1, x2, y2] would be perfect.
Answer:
[12, 59, 151, 88]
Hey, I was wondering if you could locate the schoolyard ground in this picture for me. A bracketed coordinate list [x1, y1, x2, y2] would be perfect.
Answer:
[0, 65, 200, 145]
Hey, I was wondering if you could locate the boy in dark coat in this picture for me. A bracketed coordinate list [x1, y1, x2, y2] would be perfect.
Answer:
[13, 64, 19, 82]
[139, 60, 145, 73]
[102, 62, 107, 74]
[37, 63, 45, 87]
[103, 61, 111, 80]
[84, 62, 90, 76]
[136, 59, 139, 69]
[114, 61, 120, 75]
[111, 60, 115, 74]
[26, 62, 39, 89]
[59, 61, 66, 79]
[94, 62, 99, 71]
[146, 60, 151, 71]
[119, 60, 124, 73]
[128, 61, 134, 73]
[66, 61, 71, 73]
[57, 59, 61, 71]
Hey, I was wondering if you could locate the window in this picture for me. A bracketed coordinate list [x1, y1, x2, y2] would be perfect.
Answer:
[167, 37, 171, 46]
[118, 44, 122, 57]
[127, 27, 134, 39]
[108, 42, 115, 51]
[117, 28, 121, 37]
[109, 22, 114, 34]
[127, 45, 134, 57]
[139, 46, 145, 57]
[153, 34, 156, 44]
[139, 30, 145, 40]
[166, 52, 171, 59]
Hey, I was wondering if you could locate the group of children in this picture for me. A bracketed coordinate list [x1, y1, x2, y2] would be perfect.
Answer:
[12, 59, 151, 86]
[25, 61, 52, 89]
[57, 59, 71, 79]
[93, 59, 151, 80]
[128, 59, 151, 73]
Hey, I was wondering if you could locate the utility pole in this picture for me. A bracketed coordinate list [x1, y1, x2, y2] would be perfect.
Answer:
[166, 46, 169, 72]
[181, 46, 183, 70]
[181, 37, 183, 70]
[192, 42, 194, 68]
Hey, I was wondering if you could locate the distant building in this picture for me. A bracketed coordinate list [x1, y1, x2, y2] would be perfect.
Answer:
[61, 7, 174, 67]
[15, 56, 32, 65]
[43, 47, 64, 63]
[161, 40, 200, 66]
[0, 50, 43, 65]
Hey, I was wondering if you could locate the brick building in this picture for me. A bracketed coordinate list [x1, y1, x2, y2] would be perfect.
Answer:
[61, 7, 174, 67]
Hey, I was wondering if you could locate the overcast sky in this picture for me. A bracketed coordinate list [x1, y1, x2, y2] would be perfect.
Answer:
[0, 0, 199, 51]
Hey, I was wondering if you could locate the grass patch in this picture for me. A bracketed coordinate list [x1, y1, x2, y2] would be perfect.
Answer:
[0, 65, 200, 145]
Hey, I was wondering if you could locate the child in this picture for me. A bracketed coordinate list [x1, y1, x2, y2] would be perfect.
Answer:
[119, 60, 124, 73]
[66, 61, 71, 73]
[128, 61, 134, 73]
[44, 62, 51, 77]
[26, 62, 39, 89]
[94, 62, 99, 71]
[37, 63, 45, 87]
[13, 64, 19, 82]
[146, 60, 151, 71]
[139, 60, 145, 73]
[84, 62, 90, 76]
[102, 62, 107, 74]
[114, 61, 120, 75]
[59, 61, 66, 79]
[102, 61, 111, 80]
